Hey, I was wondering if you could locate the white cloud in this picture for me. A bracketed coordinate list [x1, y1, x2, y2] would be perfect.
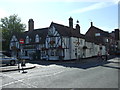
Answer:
[112, 0, 119, 4]
[67, 1, 117, 14]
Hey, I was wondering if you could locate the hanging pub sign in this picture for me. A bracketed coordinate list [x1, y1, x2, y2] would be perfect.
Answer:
[49, 41, 55, 45]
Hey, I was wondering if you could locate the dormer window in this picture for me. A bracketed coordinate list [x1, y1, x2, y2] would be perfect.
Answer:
[11, 35, 17, 42]
[95, 33, 100, 36]
[26, 36, 29, 44]
[35, 34, 39, 42]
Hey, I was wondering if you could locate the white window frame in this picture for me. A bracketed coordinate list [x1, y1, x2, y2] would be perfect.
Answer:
[26, 36, 29, 44]
[35, 34, 40, 43]
[95, 33, 100, 36]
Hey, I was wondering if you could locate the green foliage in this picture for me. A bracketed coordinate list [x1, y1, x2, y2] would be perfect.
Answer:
[0, 14, 26, 51]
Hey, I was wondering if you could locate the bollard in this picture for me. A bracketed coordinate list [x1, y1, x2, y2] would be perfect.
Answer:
[18, 59, 20, 72]
[21, 60, 27, 73]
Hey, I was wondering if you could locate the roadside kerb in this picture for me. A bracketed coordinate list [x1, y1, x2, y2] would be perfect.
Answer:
[0, 66, 36, 72]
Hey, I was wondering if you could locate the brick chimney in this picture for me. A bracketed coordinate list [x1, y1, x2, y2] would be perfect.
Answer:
[69, 17, 73, 28]
[115, 29, 119, 40]
[76, 20, 80, 34]
[28, 19, 34, 31]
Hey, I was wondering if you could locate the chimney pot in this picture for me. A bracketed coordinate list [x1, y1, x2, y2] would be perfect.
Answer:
[91, 22, 93, 26]
[76, 20, 80, 34]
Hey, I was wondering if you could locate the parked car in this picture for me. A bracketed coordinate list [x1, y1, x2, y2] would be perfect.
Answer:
[0, 53, 18, 66]
[20, 56, 31, 60]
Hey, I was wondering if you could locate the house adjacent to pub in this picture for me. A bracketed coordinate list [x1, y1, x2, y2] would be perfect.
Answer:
[85, 22, 117, 55]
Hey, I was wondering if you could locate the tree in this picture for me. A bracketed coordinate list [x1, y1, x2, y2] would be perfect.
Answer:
[0, 14, 26, 51]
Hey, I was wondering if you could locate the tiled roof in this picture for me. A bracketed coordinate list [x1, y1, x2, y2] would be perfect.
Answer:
[86, 26, 110, 37]
[24, 28, 48, 44]
[11, 32, 26, 40]
[11, 28, 48, 44]
[51, 22, 85, 39]
[85, 26, 114, 45]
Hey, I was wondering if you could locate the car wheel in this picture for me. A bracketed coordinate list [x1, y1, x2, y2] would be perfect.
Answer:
[10, 60, 15, 65]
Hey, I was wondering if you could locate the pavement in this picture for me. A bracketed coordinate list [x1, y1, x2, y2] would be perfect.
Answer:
[0, 63, 36, 72]
[0, 55, 118, 72]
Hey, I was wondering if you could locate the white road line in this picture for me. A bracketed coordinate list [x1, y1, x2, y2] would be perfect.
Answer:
[1, 73, 38, 88]
[1, 65, 71, 88]
[25, 68, 71, 80]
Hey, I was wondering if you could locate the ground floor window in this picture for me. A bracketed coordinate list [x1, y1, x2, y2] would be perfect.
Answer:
[49, 49, 64, 57]
[41, 51, 46, 56]
[51, 49, 56, 56]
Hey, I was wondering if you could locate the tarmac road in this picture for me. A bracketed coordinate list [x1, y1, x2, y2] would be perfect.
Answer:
[1, 57, 119, 88]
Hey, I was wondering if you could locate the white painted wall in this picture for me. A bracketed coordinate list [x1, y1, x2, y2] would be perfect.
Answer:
[84, 41, 93, 58]
[66, 37, 85, 60]
[101, 45, 106, 55]
[63, 37, 71, 60]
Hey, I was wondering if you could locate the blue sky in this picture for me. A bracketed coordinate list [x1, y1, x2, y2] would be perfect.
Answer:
[0, 0, 119, 34]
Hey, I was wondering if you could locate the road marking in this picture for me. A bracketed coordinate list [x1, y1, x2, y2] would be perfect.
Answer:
[1, 66, 68, 88]
[1, 73, 38, 88]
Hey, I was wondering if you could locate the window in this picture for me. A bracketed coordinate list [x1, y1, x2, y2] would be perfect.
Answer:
[11, 43, 13, 47]
[80, 39, 83, 45]
[51, 49, 56, 56]
[50, 37, 55, 47]
[95, 33, 100, 36]
[35, 34, 39, 42]
[66, 38, 69, 48]
[16, 42, 19, 48]
[75, 48, 77, 56]
[12, 35, 17, 42]
[106, 39, 109, 42]
[26, 36, 29, 44]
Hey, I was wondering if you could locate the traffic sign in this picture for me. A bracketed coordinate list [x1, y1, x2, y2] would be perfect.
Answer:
[19, 39, 24, 44]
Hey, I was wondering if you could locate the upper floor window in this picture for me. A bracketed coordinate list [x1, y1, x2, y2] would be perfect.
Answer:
[35, 34, 39, 42]
[80, 39, 83, 45]
[11, 35, 17, 42]
[26, 36, 29, 44]
[106, 38, 109, 43]
[95, 33, 100, 36]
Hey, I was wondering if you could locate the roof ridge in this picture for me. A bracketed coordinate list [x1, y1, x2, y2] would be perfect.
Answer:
[34, 27, 49, 30]
[52, 22, 70, 29]
[92, 26, 109, 34]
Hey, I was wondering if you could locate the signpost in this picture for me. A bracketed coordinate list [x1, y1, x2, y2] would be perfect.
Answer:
[19, 39, 27, 73]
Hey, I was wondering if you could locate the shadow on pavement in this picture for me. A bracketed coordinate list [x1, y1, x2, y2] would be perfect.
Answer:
[0, 64, 17, 67]
[56, 61, 109, 69]
[29, 57, 115, 69]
